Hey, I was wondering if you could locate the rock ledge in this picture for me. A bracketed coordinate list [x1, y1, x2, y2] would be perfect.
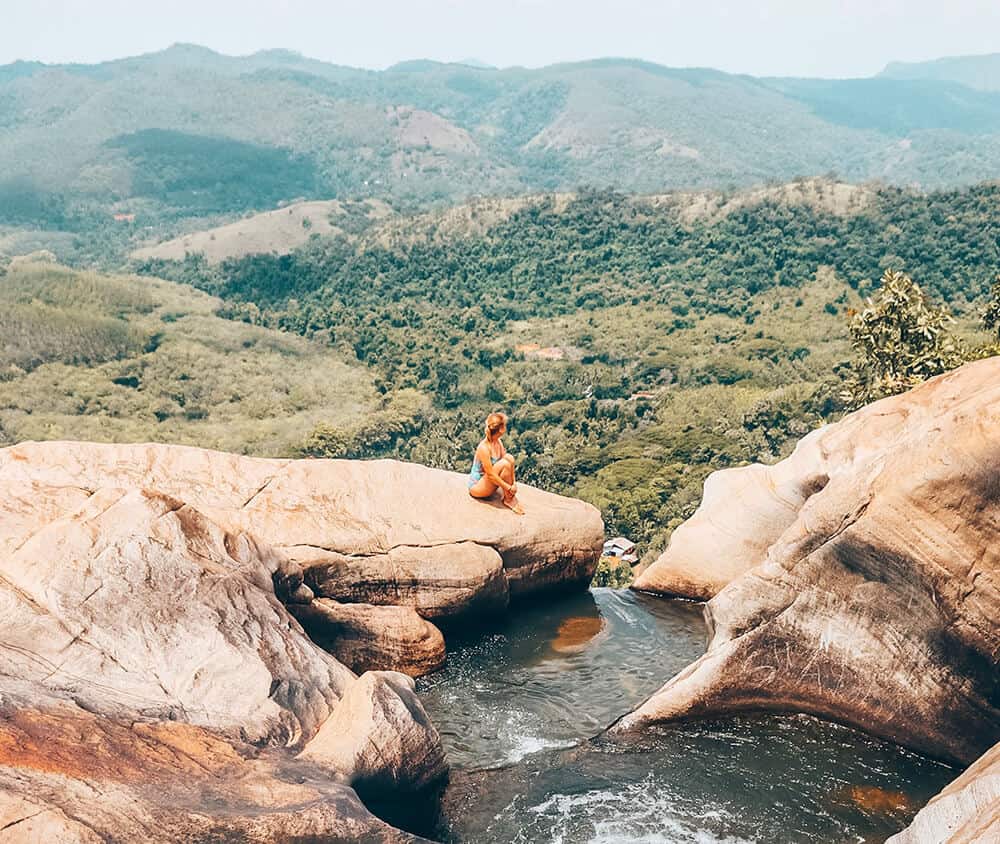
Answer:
[0, 441, 603, 840]
[620, 359, 1000, 769]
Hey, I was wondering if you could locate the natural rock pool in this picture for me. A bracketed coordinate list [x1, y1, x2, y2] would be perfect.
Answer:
[416, 588, 955, 843]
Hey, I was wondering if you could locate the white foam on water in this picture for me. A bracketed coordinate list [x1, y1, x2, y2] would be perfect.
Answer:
[504, 733, 577, 765]
[523, 776, 756, 844]
[491, 708, 578, 765]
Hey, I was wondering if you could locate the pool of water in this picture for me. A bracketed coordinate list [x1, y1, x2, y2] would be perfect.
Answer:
[416, 589, 955, 844]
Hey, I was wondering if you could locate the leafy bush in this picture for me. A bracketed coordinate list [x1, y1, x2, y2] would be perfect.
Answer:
[842, 269, 967, 406]
[591, 556, 634, 588]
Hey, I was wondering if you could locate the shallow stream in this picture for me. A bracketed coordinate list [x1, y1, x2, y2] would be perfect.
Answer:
[416, 588, 955, 843]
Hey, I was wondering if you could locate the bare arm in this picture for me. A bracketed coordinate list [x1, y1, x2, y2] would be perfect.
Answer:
[477, 442, 511, 492]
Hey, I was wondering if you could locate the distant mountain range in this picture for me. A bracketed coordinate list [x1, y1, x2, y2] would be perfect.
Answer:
[880, 52, 1000, 92]
[2, 45, 1000, 231]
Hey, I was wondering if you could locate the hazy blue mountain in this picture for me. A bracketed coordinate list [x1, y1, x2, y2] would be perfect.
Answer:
[455, 58, 497, 70]
[767, 76, 1000, 134]
[3, 45, 1000, 233]
[881, 53, 1000, 92]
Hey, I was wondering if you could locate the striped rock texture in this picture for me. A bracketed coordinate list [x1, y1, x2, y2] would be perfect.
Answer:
[0, 443, 602, 841]
[620, 360, 1000, 829]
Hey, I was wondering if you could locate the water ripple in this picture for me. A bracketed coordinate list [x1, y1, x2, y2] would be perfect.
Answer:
[419, 589, 954, 843]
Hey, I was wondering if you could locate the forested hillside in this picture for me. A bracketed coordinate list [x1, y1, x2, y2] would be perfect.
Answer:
[3, 44, 1000, 266]
[131, 180, 1000, 556]
[0, 256, 378, 455]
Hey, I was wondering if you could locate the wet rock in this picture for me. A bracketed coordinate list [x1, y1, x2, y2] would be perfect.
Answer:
[289, 598, 446, 677]
[550, 615, 607, 654]
[839, 784, 916, 821]
[619, 359, 1000, 765]
[887, 741, 1000, 843]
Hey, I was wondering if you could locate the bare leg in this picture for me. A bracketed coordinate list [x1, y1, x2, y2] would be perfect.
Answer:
[497, 462, 513, 495]
[496, 460, 524, 515]
[468, 476, 499, 499]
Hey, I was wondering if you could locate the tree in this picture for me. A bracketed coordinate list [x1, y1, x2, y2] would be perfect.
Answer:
[842, 269, 965, 408]
[434, 363, 461, 407]
[983, 276, 1000, 342]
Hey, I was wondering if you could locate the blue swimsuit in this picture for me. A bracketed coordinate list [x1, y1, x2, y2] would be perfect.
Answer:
[468, 451, 502, 488]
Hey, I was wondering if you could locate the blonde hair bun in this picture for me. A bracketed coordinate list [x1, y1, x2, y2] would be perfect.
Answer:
[485, 411, 507, 438]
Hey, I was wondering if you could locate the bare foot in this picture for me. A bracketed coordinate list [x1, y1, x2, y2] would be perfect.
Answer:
[503, 495, 525, 515]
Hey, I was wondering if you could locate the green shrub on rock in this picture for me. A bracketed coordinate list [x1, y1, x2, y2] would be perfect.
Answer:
[842, 269, 1000, 408]
[842, 269, 967, 407]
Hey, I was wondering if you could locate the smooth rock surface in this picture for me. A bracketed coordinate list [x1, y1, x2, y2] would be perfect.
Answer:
[0, 465, 444, 840]
[0, 440, 602, 839]
[633, 462, 822, 599]
[633, 358, 993, 600]
[0, 443, 604, 622]
[0, 695, 424, 843]
[303, 541, 509, 620]
[0, 483, 351, 745]
[289, 598, 446, 677]
[887, 741, 1000, 843]
[301, 670, 447, 798]
[619, 359, 1000, 766]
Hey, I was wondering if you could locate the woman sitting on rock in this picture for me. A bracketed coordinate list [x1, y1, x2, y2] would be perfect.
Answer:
[468, 411, 524, 514]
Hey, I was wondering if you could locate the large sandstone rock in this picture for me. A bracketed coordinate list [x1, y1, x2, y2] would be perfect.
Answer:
[289, 599, 446, 676]
[0, 441, 601, 838]
[633, 462, 825, 599]
[618, 359, 1000, 766]
[301, 670, 447, 798]
[0, 483, 350, 745]
[887, 741, 1000, 843]
[0, 443, 604, 625]
[0, 685, 424, 843]
[304, 541, 509, 620]
[0, 466, 444, 840]
[633, 359, 991, 600]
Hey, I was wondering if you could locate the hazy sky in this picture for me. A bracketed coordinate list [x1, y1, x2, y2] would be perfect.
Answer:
[4, 0, 998, 78]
